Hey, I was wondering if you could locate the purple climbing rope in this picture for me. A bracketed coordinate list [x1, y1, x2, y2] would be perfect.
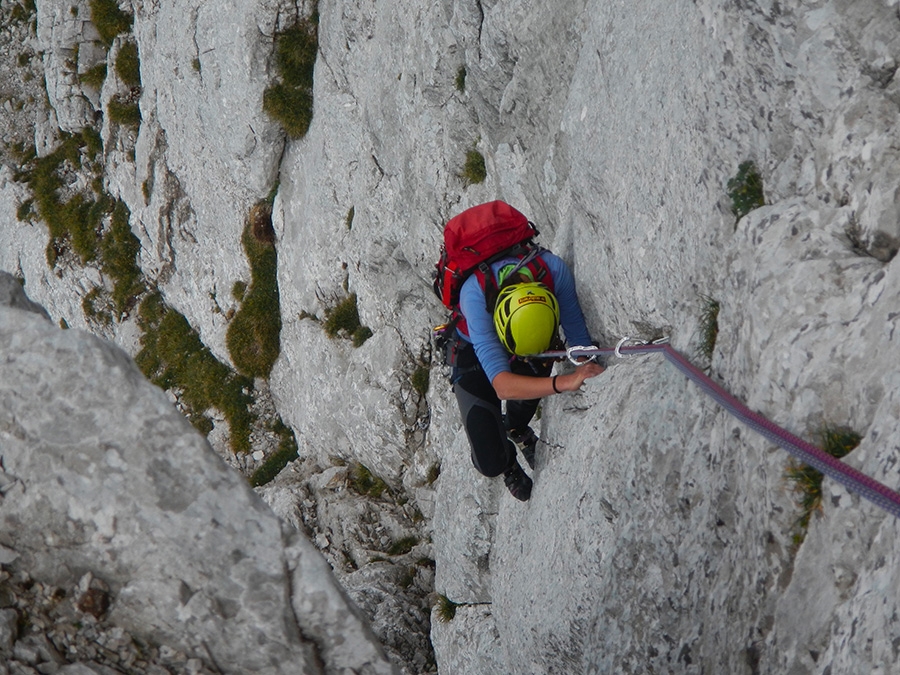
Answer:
[536, 342, 900, 520]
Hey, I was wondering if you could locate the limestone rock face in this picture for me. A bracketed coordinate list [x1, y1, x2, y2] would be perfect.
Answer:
[0, 273, 397, 675]
[3, 0, 900, 673]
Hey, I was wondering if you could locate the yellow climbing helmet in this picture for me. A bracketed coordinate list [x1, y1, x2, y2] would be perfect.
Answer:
[493, 282, 560, 356]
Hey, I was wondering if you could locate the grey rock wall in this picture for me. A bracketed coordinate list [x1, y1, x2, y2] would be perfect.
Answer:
[2, 0, 900, 673]
[0, 273, 397, 674]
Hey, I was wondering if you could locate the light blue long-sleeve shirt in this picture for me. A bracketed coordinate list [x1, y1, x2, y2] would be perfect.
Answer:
[458, 251, 593, 383]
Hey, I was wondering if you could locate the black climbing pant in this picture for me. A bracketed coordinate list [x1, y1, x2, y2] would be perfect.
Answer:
[452, 342, 552, 477]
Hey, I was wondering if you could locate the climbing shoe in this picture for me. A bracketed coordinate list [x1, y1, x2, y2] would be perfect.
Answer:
[503, 462, 533, 502]
[508, 426, 539, 470]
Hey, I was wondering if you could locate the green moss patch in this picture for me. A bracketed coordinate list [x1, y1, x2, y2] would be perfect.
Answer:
[323, 293, 372, 347]
[80, 63, 107, 89]
[107, 96, 141, 127]
[136, 292, 255, 453]
[226, 203, 282, 379]
[17, 131, 107, 264]
[263, 19, 318, 139]
[460, 149, 486, 185]
[89, 0, 133, 46]
[249, 418, 299, 487]
[114, 40, 141, 87]
[348, 462, 389, 499]
[100, 200, 144, 314]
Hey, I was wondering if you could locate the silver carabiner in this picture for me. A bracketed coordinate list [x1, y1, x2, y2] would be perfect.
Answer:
[614, 336, 647, 358]
[614, 335, 670, 358]
[565, 345, 598, 365]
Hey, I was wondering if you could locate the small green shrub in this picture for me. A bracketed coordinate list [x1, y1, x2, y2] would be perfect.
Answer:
[435, 594, 460, 623]
[248, 419, 299, 487]
[348, 463, 389, 499]
[263, 19, 318, 139]
[114, 41, 141, 87]
[89, 0, 133, 46]
[192, 58, 201, 72]
[785, 426, 862, 541]
[345, 206, 355, 230]
[727, 160, 765, 221]
[226, 204, 282, 379]
[461, 149, 486, 185]
[455, 66, 466, 92]
[698, 295, 720, 360]
[107, 96, 141, 127]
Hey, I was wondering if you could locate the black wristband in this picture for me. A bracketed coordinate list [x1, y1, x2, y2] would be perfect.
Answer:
[552, 375, 561, 394]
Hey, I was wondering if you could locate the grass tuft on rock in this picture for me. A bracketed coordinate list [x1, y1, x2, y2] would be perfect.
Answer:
[785, 426, 862, 543]
[226, 202, 282, 379]
[698, 295, 720, 361]
[248, 419, 299, 487]
[263, 19, 318, 139]
[82, 287, 114, 326]
[435, 594, 460, 623]
[89, 0, 133, 47]
[136, 292, 255, 454]
[101, 200, 145, 314]
[80, 62, 107, 89]
[387, 536, 419, 556]
[323, 293, 372, 347]
[348, 462, 389, 500]
[460, 149, 486, 186]
[107, 96, 141, 127]
[114, 40, 141, 87]
[411, 365, 430, 396]
[19, 132, 105, 264]
[455, 66, 466, 92]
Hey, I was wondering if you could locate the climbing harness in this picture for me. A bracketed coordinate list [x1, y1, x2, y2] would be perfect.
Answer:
[534, 338, 900, 520]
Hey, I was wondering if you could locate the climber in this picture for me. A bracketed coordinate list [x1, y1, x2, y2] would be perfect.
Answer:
[448, 242, 605, 502]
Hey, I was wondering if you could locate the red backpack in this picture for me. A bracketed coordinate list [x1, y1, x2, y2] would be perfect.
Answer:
[432, 201, 553, 339]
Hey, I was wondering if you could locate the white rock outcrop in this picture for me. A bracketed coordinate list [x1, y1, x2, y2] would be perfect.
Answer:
[0, 272, 397, 675]
[2, 0, 900, 673]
